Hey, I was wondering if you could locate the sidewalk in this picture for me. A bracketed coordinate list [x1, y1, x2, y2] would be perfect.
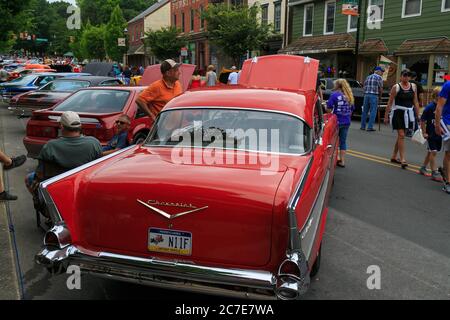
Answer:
[0, 167, 20, 299]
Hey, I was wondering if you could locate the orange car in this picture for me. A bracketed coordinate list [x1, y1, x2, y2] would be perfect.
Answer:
[25, 64, 51, 70]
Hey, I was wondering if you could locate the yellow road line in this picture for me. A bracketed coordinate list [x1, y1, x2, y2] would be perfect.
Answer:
[346, 151, 420, 173]
[347, 149, 422, 170]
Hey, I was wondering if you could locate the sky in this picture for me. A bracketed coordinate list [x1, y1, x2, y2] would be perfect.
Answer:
[47, 0, 77, 5]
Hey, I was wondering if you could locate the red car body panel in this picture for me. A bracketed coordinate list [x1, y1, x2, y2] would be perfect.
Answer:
[23, 87, 151, 158]
[35, 55, 339, 299]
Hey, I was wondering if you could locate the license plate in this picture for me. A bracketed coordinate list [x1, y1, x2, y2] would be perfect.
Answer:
[148, 228, 192, 256]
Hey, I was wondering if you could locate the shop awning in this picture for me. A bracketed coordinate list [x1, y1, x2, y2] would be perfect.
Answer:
[279, 33, 355, 55]
[127, 44, 144, 55]
[359, 39, 388, 54]
[395, 37, 450, 55]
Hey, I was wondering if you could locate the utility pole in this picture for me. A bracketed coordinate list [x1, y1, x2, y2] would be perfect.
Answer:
[354, 0, 364, 79]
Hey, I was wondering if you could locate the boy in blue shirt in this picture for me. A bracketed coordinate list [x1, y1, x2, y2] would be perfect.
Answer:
[419, 87, 443, 181]
[435, 75, 450, 193]
[102, 114, 131, 156]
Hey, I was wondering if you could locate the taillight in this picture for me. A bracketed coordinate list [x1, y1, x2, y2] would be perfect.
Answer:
[27, 125, 58, 138]
[95, 128, 113, 142]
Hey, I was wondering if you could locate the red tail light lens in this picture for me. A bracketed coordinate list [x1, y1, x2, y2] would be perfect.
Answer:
[27, 125, 58, 138]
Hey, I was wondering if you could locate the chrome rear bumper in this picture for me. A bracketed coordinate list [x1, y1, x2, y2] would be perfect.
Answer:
[36, 245, 279, 299]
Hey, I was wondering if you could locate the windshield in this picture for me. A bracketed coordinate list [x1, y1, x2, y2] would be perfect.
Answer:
[8, 75, 35, 85]
[40, 80, 90, 92]
[147, 108, 311, 154]
[54, 89, 130, 113]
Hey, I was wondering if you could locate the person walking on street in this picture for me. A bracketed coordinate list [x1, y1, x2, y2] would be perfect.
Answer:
[135, 59, 182, 121]
[0, 151, 26, 201]
[326, 79, 355, 168]
[122, 65, 132, 85]
[361, 66, 384, 131]
[384, 70, 420, 169]
[419, 87, 443, 181]
[206, 65, 218, 87]
[435, 74, 450, 194]
[0, 64, 9, 83]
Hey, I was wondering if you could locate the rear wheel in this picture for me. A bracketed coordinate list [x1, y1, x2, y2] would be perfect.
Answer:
[310, 244, 322, 277]
[133, 131, 149, 145]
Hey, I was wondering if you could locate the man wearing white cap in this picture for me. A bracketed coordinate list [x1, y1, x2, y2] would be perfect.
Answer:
[136, 59, 183, 120]
[25, 111, 103, 193]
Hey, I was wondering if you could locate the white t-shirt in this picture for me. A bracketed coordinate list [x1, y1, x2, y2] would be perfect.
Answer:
[228, 72, 238, 85]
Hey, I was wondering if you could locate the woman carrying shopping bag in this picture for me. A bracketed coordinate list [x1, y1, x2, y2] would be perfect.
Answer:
[384, 70, 420, 169]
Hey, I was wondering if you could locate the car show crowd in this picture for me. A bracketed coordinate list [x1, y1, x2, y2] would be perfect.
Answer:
[1, 54, 450, 207]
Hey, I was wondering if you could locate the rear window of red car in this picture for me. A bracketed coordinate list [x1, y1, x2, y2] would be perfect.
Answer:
[54, 89, 130, 113]
[147, 108, 311, 154]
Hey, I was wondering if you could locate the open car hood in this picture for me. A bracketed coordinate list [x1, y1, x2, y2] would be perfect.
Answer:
[140, 64, 196, 92]
[239, 55, 319, 92]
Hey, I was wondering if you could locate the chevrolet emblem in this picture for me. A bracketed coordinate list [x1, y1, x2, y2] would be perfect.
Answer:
[137, 199, 208, 220]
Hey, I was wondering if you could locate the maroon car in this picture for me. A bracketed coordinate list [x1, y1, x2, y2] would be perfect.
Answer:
[9, 76, 122, 117]
[23, 86, 151, 159]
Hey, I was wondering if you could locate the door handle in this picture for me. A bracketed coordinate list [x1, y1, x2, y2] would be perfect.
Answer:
[326, 144, 333, 150]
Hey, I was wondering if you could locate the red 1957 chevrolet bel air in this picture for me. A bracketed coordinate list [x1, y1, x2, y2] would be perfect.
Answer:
[35, 55, 339, 300]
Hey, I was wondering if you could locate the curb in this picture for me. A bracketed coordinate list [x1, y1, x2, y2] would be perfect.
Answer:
[0, 166, 21, 300]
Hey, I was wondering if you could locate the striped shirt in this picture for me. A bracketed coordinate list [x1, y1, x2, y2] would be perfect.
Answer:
[363, 73, 383, 95]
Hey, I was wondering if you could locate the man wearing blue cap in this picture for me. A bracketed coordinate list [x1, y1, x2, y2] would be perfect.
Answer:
[361, 66, 385, 131]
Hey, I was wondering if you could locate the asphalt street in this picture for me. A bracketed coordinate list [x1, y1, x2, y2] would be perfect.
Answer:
[1, 103, 449, 300]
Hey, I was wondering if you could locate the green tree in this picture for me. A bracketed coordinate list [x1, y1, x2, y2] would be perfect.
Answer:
[77, 0, 155, 25]
[80, 23, 106, 60]
[144, 27, 187, 61]
[77, 0, 119, 26]
[104, 5, 127, 62]
[0, 0, 32, 52]
[119, 0, 157, 22]
[202, 4, 270, 66]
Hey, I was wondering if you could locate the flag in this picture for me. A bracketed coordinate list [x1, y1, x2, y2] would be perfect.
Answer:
[379, 55, 395, 81]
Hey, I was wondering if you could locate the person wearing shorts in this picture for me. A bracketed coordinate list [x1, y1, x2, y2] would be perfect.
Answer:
[419, 87, 443, 181]
[435, 76, 450, 193]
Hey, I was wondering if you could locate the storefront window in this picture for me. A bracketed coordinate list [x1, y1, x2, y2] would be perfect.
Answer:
[433, 55, 449, 85]
[324, 1, 336, 34]
[402, 0, 422, 18]
[401, 54, 429, 85]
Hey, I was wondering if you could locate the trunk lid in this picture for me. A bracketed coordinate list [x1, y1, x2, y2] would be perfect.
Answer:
[75, 147, 291, 267]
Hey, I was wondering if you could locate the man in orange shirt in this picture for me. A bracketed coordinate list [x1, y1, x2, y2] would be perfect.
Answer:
[136, 59, 183, 120]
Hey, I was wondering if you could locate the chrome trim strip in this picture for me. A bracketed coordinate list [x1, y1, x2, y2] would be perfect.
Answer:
[40, 145, 136, 189]
[145, 144, 310, 157]
[300, 170, 330, 260]
[159, 106, 310, 126]
[287, 157, 313, 251]
[137, 199, 208, 219]
[35, 245, 277, 298]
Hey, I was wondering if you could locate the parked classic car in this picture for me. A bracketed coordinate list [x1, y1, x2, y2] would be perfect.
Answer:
[9, 76, 122, 117]
[0, 73, 67, 103]
[34, 55, 338, 300]
[23, 86, 151, 158]
[321, 77, 390, 117]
